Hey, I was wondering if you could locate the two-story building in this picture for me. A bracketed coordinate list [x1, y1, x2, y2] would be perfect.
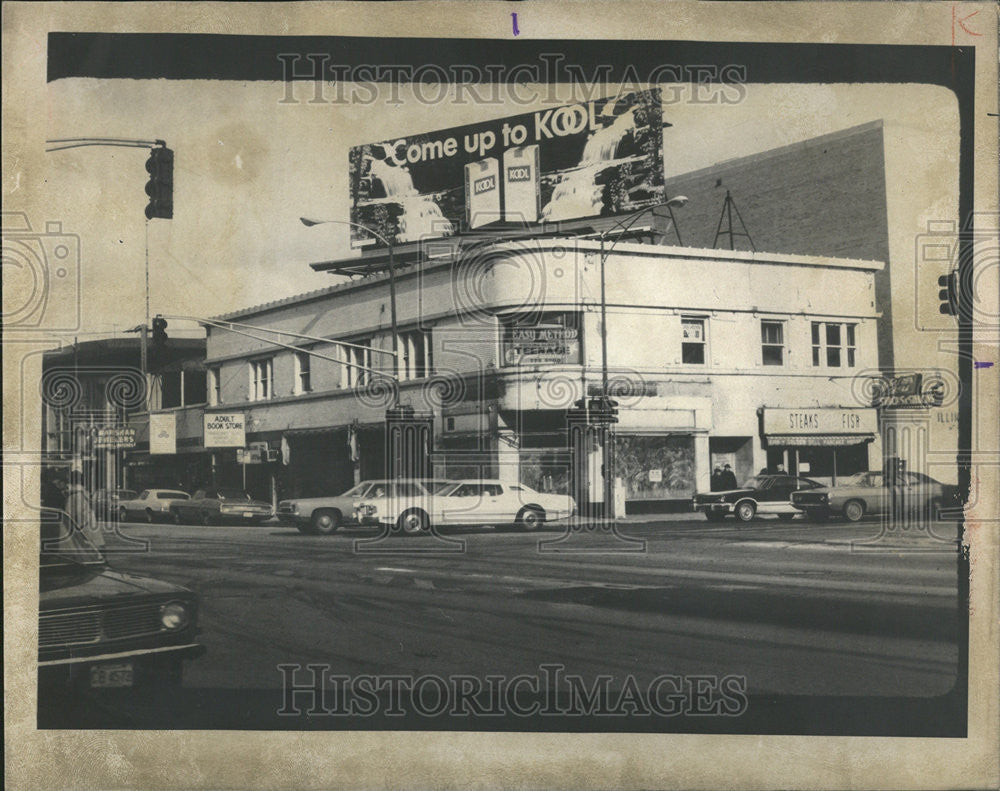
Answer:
[203, 235, 883, 511]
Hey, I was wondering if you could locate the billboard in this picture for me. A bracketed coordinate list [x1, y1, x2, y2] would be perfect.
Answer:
[348, 89, 667, 247]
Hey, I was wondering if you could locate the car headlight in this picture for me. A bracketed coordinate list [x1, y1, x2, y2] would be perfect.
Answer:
[160, 601, 191, 631]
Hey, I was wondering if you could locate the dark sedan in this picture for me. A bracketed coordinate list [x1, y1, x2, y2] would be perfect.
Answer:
[692, 474, 824, 522]
[38, 522, 205, 694]
[170, 488, 273, 525]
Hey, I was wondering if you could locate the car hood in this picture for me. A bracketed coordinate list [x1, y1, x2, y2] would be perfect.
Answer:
[40, 563, 192, 604]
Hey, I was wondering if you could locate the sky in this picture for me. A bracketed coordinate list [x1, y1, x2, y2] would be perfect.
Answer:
[38, 78, 957, 344]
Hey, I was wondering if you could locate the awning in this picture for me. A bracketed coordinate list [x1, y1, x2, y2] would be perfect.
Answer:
[766, 434, 875, 447]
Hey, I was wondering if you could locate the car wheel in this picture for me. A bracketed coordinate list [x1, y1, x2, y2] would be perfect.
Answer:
[704, 511, 726, 522]
[144, 508, 155, 524]
[310, 509, 341, 536]
[843, 499, 866, 522]
[734, 500, 757, 523]
[777, 513, 796, 521]
[516, 506, 545, 531]
[199, 510, 213, 527]
[398, 509, 429, 535]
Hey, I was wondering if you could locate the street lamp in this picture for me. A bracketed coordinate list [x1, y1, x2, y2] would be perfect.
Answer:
[598, 197, 688, 400]
[300, 216, 400, 405]
[592, 197, 687, 518]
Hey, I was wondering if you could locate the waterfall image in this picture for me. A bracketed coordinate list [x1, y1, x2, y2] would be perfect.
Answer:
[540, 107, 639, 222]
[361, 155, 455, 243]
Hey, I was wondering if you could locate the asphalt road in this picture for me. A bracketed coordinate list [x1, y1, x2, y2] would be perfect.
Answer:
[46, 514, 966, 733]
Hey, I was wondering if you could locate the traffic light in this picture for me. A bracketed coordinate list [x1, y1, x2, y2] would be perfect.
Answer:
[144, 146, 174, 220]
[938, 271, 958, 315]
[151, 316, 168, 349]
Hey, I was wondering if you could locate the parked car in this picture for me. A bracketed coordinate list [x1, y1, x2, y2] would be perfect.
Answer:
[92, 488, 136, 520]
[38, 519, 205, 695]
[170, 488, 273, 525]
[790, 470, 961, 522]
[692, 474, 824, 522]
[118, 489, 190, 523]
[277, 479, 451, 535]
[357, 479, 576, 535]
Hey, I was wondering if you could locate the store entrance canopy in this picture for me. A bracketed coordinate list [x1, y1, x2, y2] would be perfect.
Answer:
[766, 434, 875, 447]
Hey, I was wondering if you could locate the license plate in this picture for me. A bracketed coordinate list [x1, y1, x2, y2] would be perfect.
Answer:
[243, 511, 254, 517]
[90, 662, 133, 688]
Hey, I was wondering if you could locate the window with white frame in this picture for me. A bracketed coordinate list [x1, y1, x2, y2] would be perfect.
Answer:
[293, 351, 312, 394]
[761, 320, 784, 366]
[208, 366, 221, 405]
[249, 358, 274, 401]
[811, 322, 857, 368]
[681, 317, 707, 365]
[342, 340, 372, 389]
[396, 329, 432, 381]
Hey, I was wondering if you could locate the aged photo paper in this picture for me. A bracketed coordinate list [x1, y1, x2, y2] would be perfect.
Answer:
[3, 2, 998, 789]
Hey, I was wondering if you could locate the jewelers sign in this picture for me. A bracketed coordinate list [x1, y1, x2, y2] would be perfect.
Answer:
[204, 413, 246, 447]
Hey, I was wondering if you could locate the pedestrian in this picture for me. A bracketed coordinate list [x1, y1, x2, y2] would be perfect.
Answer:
[710, 466, 724, 492]
[721, 464, 738, 490]
[64, 469, 105, 552]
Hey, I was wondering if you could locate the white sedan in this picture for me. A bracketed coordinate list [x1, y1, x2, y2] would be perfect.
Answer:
[117, 489, 190, 523]
[358, 479, 576, 535]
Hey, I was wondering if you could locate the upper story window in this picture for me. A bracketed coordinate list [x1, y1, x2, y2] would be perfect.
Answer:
[681, 317, 706, 365]
[250, 357, 274, 401]
[501, 311, 581, 367]
[342, 340, 372, 389]
[811, 322, 857, 368]
[208, 366, 221, 406]
[761, 320, 784, 366]
[396, 329, 432, 382]
[293, 351, 312, 395]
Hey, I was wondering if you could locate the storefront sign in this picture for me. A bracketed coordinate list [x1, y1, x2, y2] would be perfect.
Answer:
[349, 89, 666, 246]
[871, 373, 945, 408]
[149, 412, 176, 455]
[92, 426, 136, 449]
[204, 412, 246, 447]
[763, 408, 878, 436]
[503, 323, 580, 366]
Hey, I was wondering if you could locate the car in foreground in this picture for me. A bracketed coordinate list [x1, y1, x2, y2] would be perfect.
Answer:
[358, 479, 576, 535]
[692, 474, 824, 522]
[38, 520, 205, 694]
[790, 470, 961, 522]
[92, 489, 137, 520]
[170, 488, 273, 525]
[276, 479, 450, 535]
[118, 489, 190, 523]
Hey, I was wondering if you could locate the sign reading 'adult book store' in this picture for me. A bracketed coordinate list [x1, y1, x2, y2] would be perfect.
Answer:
[348, 89, 668, 246]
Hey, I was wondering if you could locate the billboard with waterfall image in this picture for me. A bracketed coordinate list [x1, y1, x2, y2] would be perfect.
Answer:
[347, 89, 667, 247]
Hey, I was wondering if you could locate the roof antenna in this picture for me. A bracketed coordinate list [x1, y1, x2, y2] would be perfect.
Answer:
[712, 189, 756, 252]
